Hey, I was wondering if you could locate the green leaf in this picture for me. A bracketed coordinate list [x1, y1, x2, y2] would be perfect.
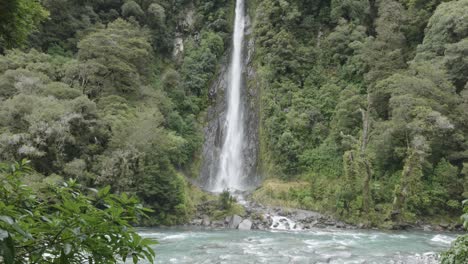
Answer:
[99, 186, 111, 197]
[11, 223, 32, 239]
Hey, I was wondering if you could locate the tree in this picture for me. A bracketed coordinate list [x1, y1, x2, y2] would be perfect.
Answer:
[416, 0, 468, 60]
[339, 91, 374, 224]
[330, 0, 369, 24]
[0, 92, 110, 175]
[415, 0, 468, 90]
[122, 1, 145, 18]
[391, 135, 428, 222]
[77, 19, 152, 96]
[0, 0, 48, 51]
[0, 159, 156, 264]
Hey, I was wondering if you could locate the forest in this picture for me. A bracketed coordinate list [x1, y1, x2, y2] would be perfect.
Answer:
[0, 0, 235, 226]
[253, 0, 468, 227]
[0, 0, 467, 263]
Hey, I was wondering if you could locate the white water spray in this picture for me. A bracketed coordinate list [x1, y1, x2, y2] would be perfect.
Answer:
[269, 215, 302, 231]
[213, 0, 246, 192]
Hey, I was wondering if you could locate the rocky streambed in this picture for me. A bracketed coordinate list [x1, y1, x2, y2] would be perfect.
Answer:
[188, 200, 353, 231]
[188, 198, 464, 232]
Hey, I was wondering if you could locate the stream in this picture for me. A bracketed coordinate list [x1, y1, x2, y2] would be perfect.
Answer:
[137, 227, 457, 263]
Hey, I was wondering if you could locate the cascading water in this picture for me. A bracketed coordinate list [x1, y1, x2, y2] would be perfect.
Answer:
[269, 215, 302, 231]
[212, 0, 246, 192]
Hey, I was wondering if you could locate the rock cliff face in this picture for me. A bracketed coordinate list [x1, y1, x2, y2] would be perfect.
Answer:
[198, 13, 260, 191]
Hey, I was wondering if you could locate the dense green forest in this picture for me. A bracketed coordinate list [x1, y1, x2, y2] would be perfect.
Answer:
[252, 0, 468, 227]
[0, 0, 467, 262]
[0, 0, 234, 225]
[0, 0, 467, 232]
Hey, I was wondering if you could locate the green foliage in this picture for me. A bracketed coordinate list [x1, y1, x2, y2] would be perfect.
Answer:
[253, 0, 467, 226]
[330, 0, 369, 24]
[0, 160, 155, 264]
[0, 0, 49, 50]
[203, 190, 246, 220]
[252, 179, 316, 211]
[440, 201, 468, 264]
[0, 0, 235, 225]
[76, 19, 152, 96]
[219, 189, 236, 210]
[179, 30, 224, 111]
[440, 235, 468, 264]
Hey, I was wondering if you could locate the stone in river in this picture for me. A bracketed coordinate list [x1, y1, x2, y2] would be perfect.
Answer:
[238, 219, 253, 230]
[228, 215, 243, 229]
[201, 215, 211, 226]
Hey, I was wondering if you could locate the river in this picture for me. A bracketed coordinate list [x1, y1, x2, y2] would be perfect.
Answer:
[137, 227, 457, 263]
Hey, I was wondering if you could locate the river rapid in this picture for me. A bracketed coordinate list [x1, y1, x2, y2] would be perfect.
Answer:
[137, 227, 458, 264]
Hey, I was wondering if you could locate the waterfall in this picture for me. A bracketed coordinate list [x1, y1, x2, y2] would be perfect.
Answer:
[212, 0, 246, 192]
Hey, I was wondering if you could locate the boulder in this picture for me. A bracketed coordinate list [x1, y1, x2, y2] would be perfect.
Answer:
[191, 219, 202, 226]
[423, 225, 432, 231]
[295, 223, 304, 230]
[238, 219, 253, 230]
[335, 222, 346, 228]
[255, 223, 265, 230]
[439, 222, 449, 228]
[228, 215, 243, 229]
[201, 215, 211, 226]
[211, 220, 225, 228]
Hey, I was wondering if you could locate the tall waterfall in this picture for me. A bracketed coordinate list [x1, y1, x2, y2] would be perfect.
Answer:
[212, 0, 246, 192]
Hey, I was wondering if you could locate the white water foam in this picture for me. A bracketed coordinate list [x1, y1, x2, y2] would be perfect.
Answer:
[430, 234, 455, 245]
[269, 215, 302, 231]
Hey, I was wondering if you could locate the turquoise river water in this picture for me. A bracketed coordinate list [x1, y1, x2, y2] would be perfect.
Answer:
[137, 227, 459, 264]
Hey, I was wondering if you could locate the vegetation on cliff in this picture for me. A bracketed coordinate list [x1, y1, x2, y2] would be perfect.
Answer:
[0, 0, 233, 226]
[252, 0, 468, 228]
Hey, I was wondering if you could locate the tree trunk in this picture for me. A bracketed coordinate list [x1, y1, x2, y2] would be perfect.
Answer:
[362, 158, 372, 215]
[360, 101, 372, 217]
[392, 150, 416, 222]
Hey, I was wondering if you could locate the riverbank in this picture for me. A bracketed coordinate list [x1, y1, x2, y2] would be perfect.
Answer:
[188, 200, 353, 230]
[248, 179, 465, 232]
[186, 194, 464, 232]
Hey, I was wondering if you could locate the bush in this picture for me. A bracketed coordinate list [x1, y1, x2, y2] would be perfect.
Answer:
[0, 160, 155, 264]
[219, 189, 235, 210]
[440, 200, 468, 263]
[440, 235, 468, 264]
